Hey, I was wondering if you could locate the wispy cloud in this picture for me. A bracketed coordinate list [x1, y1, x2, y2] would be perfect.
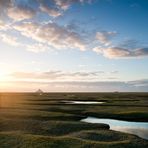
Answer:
[14, 22, 87, 51]
[1, 79, 148, 92]
[40, 4, 62, 17]
[0, 33, 20, 46]
[10, 70, 119, 82]
[54, 0, 92, 10]
[26, 43, 52, 53]
[96, 31, 117, 45]
[93, 46, 148, 59]
[0, 0, 11, 16]
[7, 5, 36, 21]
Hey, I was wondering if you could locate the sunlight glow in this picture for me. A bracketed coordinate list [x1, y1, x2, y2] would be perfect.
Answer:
[0, 68, 11, 81]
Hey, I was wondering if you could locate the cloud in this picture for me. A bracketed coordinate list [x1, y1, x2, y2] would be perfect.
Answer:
[0, 0, 11, 12]
[0, 0, 12, 21]
[0, 0, 36, 21]
[14, 22, 87, 51]
[0, 20, 6, 30]
[1, 79, 148, 92]
[10, 70, 118, 81]
[40, 0, 92, 16]
[7, 5, 36, 21]
[128, 79, 148, 87]
[0, 0, 92, 20]
[26, 43, 52, 53]
[93, 46, 148, 59]
[10, 71, 98, 80]
[0, 33, 20, 46]
[0, 0, 147, 60]
[0, 19, 12, 31]
[40, 4, 62, 17]
[54, 0, 92, 10]
[54, 0, 77, 10]
[110, 70, 119, 74]
[96, 31, 117, 45]
[0, 0, 110, 56]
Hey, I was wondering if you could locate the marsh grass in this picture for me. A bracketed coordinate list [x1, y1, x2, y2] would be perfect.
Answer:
[0, 93, 148, 147]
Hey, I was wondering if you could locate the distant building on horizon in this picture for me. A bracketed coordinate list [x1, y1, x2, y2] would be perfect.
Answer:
[36, 89, 43, 95]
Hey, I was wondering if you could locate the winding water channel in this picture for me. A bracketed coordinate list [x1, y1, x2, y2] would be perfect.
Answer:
[81, 117, 148, 140]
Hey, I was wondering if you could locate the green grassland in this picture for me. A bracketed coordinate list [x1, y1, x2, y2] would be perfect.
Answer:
[0, 92, 148, 147]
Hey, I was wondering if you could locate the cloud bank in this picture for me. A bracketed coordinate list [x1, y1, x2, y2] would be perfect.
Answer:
[0, 0, 148, 59]
[0, 0, 92, 20]
[1, 80, 148, 92]
[10, 70, 118, 81]
[13, 21, 86, 50]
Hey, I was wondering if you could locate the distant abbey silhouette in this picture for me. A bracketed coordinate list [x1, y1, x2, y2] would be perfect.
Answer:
[36, 89, 43, 95]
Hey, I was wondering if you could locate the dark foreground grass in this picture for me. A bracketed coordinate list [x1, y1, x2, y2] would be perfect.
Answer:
[0, 92, 148, 147]
[0, 131, 148, 148]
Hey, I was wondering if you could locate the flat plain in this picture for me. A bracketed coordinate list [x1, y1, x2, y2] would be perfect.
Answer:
[0, 92, 148, 148]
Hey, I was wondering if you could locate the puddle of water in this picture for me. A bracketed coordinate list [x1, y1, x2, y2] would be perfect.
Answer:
[62, 101, 104, 104]
[81, 117, 148, 140]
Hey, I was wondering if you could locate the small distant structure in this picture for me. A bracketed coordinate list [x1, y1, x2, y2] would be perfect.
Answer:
[36, 89, 43, 95]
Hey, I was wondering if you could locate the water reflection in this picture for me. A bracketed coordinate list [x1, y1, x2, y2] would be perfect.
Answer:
[81, 117, 148, 140]
[62, 101, 104, 104]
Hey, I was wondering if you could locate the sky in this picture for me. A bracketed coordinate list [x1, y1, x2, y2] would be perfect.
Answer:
[0, 0, 148, 92]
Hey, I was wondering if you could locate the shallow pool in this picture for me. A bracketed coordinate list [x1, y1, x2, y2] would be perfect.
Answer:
[62, 101, 105, 104]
